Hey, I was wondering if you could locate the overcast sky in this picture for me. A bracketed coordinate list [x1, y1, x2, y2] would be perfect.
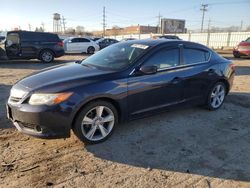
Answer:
[0, 0, 250, 32]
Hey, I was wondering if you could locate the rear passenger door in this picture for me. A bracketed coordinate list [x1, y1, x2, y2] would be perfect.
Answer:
[180, 46, 216, 103]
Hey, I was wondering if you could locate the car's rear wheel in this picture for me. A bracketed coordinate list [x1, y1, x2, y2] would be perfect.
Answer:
[206, 82, 226, 110]
[87, 46, 95, 54]
[73, 101, 118, 144]
[40, 50, 54, 63]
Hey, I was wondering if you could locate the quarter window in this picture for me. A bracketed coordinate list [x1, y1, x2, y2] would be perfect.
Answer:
[183, 48, 210, 64]
[144, 48, 179, 69]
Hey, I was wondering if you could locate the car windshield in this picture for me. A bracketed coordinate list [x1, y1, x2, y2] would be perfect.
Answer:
[81, 42, 149, 70]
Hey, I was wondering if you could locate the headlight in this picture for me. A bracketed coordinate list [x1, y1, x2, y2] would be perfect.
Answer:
[29, 92, 73, 105]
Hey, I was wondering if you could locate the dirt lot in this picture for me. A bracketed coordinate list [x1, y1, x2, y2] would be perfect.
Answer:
[0, 54, 250, 188]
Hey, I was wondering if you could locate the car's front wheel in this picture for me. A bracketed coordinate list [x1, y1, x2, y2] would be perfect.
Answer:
[73, 101, 118, 144]
[40, 50, 54, 63]
[207, 82, 226, 110]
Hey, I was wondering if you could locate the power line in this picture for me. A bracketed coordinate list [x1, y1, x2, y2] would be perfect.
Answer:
[200, 4, 208, 32]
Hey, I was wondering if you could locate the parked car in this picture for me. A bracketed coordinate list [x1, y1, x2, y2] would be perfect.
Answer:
[0, 36, 5, 43]
[120, 38, 136, 42]
[5, 31, 64, 63]
[96, 38, 118, 49]
[233, 37, 250, 58]
[92, 37, 102, 41]
[156, 35, 181, 40]
[63, 37, 99, 54]
[6, 40, 235, 144]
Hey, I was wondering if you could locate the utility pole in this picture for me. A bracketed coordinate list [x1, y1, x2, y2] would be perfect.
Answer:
[102, 6, 106, 37]
[62, 16, 66, 34]
[207, 19, 211, 32]
[200, 4, 208, 33]
[240, 20, 243, 31]
[41, 22, 45, 32]
[157, 12, 162, 34]
[28, 23, 31, 31]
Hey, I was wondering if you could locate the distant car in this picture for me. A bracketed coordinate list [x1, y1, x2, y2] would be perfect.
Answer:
[120, 38, 136, 42]
[157, 35, 181, 40]
[96, 38, 118, 49]
[5, 31, 64, 63]
[63, 37, 99, 54]
[233, 37, 250, 58]
[92, 37, 102, 41]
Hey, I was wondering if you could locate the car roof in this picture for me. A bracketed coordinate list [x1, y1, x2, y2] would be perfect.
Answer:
[7, 30, 56, 36]
[124, 39, 198, 46]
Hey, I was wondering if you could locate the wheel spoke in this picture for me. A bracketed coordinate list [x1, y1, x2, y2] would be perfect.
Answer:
[82, 116, 94, 124]
[212, 98, 217, 107]
[216, 85, 221, 93]
[102, 115, 114, 123]
[211, 92, 216, 98]
[218, 91, 225, 97]
[99, 125, 108, 137]
[86, 126, 97, 139]
[96, 106, 104, 117]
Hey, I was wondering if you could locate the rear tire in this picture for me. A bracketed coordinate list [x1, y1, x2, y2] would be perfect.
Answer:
[87, 46, 95, 54]
[73, 101, 118, 144]
[233, 51, 241, 58]
[206, 82, 226, 111]
[40, 50, 54, 63]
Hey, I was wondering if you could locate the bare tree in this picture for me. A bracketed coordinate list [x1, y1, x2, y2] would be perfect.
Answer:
[75, 26, 85, 36]
[65, 27, 76, 35]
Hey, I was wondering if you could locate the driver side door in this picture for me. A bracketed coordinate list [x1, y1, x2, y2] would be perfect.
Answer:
[128, 46, 185, 119]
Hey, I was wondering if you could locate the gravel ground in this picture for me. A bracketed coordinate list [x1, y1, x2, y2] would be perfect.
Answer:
[0, 54, 250, 188]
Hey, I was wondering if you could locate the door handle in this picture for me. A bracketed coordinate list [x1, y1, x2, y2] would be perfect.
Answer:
[171, 77, 182, 84]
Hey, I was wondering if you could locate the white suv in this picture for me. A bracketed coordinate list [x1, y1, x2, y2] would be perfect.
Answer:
[64, 37, 99, 54]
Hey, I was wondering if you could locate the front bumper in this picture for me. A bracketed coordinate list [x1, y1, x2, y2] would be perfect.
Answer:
[6, 102, 72, 139]
[233, 49, 250, 56]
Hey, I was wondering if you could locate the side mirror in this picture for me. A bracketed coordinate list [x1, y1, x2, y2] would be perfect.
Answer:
[75, 60, 81, 64]
[139, 65, 157, 75]
[68, 40, 72, 43]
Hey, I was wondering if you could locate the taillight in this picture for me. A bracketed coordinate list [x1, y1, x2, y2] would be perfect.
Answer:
[57, 41, 64, 47]
[229, 63, 236, 71]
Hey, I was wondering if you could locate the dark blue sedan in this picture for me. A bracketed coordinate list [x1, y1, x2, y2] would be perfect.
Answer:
[7, 39, 235, 144]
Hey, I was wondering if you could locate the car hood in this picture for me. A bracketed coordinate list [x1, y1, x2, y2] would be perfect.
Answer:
[17, 63, 113, 91]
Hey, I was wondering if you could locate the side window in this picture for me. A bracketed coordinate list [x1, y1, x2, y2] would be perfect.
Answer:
[246, 38, 250, 42]
[71, 38, 80, 43]
[183, 48, 210, 64]
[6, 33, 20, 47]
[79, 38, 90, 42]
[144, 48, 179, 69]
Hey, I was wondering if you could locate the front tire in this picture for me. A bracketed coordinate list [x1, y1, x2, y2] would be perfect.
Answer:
[206, 82, 226, 110]
[40, 50, 54, 63]
[73, 101, 118, 144]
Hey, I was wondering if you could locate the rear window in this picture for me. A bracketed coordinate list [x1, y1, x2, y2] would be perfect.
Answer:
[183, 48, 210, 64]
[20, 32, 60, 42]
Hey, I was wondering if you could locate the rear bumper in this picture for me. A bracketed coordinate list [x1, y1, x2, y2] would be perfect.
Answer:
[6, 102, 71, 139]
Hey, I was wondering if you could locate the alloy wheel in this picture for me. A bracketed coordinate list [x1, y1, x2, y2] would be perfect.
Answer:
[81, 106, 115, 141]
[210, 84, 225, 108]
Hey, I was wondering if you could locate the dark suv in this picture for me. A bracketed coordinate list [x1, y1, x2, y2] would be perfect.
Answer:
[5, 31, 64, 63]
